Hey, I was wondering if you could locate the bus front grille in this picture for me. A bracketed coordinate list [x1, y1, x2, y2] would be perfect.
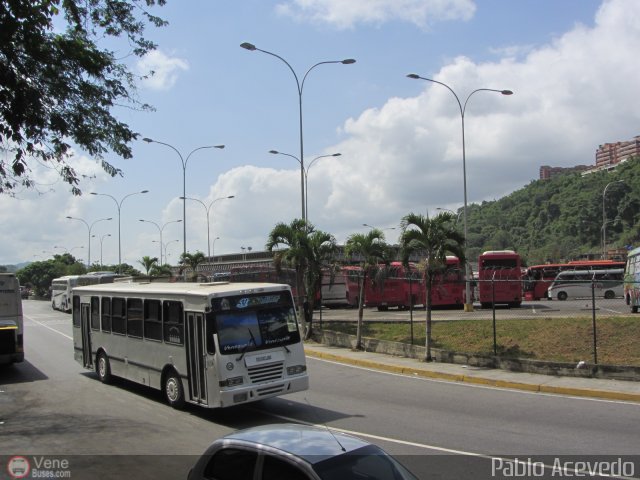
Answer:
[247, 362, 284, 384]
[256, 384, 285, 396]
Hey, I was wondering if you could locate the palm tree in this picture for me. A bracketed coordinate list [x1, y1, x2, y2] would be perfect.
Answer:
[399, 212, 465, 361]
[138, 256, 159, 276]
[179, 251, 206, 281]
[266, 219, 337, 339]
[344, 229, 391, 350]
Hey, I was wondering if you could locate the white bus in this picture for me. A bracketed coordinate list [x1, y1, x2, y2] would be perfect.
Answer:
[51, 275, 79, 312]
[52, 272, 120, 312]
[547, 268, 624, 301]
[71, 281, 309, 409]
[0, 273, 24, 365]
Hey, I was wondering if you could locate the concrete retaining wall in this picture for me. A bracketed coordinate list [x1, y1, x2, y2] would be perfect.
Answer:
[311, 329, 640, 382]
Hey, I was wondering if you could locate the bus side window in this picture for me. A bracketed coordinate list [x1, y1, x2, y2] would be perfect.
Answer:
[144, 299, 162, 341]
[101, 297, 112, 333]
[163, 301, 184, 345]
[90, 296, 100, 330]
[72, 295, 81, 327]
[112, 298, 126, 335]
[127, 298, 143, 338]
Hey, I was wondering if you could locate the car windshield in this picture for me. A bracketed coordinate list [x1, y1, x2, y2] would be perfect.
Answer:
[313, 445, 419, 480]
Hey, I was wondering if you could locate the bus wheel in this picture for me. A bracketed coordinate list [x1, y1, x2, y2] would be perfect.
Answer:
[557, 292, 568, 301]
[164, 370, 185, 409]
[96, 352, 112, 384]
[632, 305, 638, 313]
[604, 290, 616, 300]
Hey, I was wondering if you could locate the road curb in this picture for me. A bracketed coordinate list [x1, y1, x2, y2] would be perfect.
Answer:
[304, 348, 640, 403]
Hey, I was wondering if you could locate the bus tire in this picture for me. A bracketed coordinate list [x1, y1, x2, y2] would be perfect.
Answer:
[604, 290, 615, 300]
[164, 370, 185, 409]
[632, 305, 638, 314]
[96, 352, 112, 384]
[557, 292, 568, 301]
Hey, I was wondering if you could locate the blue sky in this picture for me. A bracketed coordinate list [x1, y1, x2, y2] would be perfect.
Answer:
[3, 0, 639, 267]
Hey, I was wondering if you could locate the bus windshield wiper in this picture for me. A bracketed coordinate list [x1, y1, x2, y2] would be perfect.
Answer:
[236, 328, 257, 362]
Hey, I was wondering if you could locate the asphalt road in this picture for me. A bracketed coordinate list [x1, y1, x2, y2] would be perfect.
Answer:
[1, 300, 638, 480]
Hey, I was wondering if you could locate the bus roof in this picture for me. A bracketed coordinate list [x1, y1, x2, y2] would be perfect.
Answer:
[72, 281, 291, 298]
[480, 250, 517, 256]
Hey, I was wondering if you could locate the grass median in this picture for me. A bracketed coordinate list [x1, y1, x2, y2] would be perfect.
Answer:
[319, 317, 640, 366]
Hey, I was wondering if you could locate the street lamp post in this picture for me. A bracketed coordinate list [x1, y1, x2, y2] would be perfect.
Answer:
[269, 150, 340, 221]
[241, 41, 355, 222]
[212, 236, 220, 260]
[90, 190, 149, 272]
[66, 216, 112, 267]
[180, 195, 234, 259]
[602, 180, 625, 259]
[139, 218, 182, 264]
[143, 138, 224, 255]
[96, 233, 111, 265]
[407, 73, 513, 312]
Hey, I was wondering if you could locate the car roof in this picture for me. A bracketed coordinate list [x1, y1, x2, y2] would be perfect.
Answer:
[220, 424, 373, 464]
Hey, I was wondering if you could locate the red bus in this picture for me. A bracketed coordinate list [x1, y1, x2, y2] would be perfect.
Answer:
[364, 258, 465, 311]
[365, 262, 424, 311]
[478, 250, 522, 308]
[430, 256, 465, 308]
[320, 266, 362, 308]
[523, 260, 626, 300]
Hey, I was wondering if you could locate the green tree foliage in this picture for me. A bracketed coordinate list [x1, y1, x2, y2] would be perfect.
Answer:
[16, 254, 85, 296]
[0, 0, 167, 195]
[179, 251, 206, 281]
[465, 157, 640, 265]
[266, 219, 337, 339]
[400, 212, 465, 361]
[138, 255, 158, 275]
[344, 229, 391, 350]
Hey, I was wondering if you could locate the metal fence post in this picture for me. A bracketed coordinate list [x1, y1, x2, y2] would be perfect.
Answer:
[492, 272, 497, 356]
[591, 277, 598, 365]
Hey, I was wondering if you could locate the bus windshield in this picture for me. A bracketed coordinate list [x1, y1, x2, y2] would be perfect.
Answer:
[215, 301, 300, 355]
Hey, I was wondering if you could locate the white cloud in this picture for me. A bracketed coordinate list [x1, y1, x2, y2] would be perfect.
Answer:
[137, 50, 189, 91]
[275, 0, 476, 29]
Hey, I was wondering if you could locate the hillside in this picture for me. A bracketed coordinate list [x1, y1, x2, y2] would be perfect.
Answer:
[464, 157, 640, 265]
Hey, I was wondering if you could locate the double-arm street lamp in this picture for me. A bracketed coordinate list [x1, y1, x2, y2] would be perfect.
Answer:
[269, 150, 341, 222]
[602, 180, 625, 259]
[436, 207, 463, 224]
[66, 216, 112, 267]
[363, 223, 396, 232]
[93, 233, 111, 265]
[180, 195, 235, 259]
[241, 41, 355, 222]
[407, 73, 513, 312]
[139, 219, 182, 265]
[143, 138, 225, 256]
[90, 190, 149, 272]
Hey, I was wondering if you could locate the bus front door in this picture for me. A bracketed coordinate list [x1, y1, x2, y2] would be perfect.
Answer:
[80, 303, 92, 369]
[186, 312, 207, 405]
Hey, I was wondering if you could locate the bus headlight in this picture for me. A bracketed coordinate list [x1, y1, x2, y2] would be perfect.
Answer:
[219, 376, 244, 387]
[287, 365, 307, 376]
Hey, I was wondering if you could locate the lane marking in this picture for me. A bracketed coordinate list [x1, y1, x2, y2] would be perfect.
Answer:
[25, 314, 72, 340]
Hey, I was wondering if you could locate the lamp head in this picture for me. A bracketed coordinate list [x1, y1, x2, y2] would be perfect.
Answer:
[141, 190, 149, 194]
[240, 42, 256, 51]
[406, 73, 421, 79]
[342, 59, 356, 64]
[214, 145, 225, 149]
[142, 137, 153, 143]
[501, 90, 514, 95]
[228, 195, 235, 199]
[66, 216, 72, 219]
[333, 153, 342, 157]
[269, 150, 279, 154]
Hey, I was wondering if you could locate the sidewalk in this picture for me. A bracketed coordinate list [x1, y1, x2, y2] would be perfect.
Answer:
[304, 342, 640, 403]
